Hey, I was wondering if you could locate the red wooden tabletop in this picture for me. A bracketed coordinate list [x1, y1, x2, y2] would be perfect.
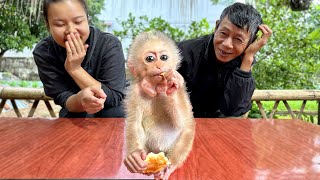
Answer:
[0, 117, 319, 179]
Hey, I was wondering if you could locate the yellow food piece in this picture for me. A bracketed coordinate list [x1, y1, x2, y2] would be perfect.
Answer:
[144, 152, 171, 173]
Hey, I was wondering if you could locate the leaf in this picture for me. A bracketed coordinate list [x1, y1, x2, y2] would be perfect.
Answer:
[308, 28, 320, 44]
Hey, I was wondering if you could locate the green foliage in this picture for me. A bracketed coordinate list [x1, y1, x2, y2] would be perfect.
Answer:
[254, 0, 290, 7]
[0, 80, 43, 88]
[210, 0, 311, 9]
[87, 0, 107, 30]
[210, 0, 234, 5]
[0, 0, 105, 57]
[113, 13, 212, 43]
[308, 28, 320, 45]
[307, 5, 320, 46]
[0, 4, 40, 56]
[186, 19, 212, 40]
[253, 3, 320, 89]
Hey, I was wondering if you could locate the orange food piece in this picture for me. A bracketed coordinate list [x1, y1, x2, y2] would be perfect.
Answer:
[144, 152, 171, 173]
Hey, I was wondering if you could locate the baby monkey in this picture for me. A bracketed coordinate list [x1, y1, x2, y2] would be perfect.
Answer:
[123, 31, 195, 179]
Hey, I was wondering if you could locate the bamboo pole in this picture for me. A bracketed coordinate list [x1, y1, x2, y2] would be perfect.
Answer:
[0, 87, 52, 100]
[252, 90, 320, 101]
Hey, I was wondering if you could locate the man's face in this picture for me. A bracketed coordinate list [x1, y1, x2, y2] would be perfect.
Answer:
[213, 17, 251, 63]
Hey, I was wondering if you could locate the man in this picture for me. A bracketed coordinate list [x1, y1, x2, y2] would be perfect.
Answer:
[177, 2, 272, 117]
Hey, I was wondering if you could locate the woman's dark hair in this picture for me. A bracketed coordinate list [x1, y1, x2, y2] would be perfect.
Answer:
[43, 0, 88, 24]
[219, 2, 263, 44]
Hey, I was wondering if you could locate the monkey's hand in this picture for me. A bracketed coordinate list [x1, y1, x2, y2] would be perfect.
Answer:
[140, 74, 168, 97]
[140, 77, 158, 97]
[139, 70, 184, 97]
[164, 70, 184, 96]
[123, 149, 148, 174]
[154, 165, 176, 180]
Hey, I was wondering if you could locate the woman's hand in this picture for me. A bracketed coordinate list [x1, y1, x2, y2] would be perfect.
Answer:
[78, 86, 106, 114]
[64, 32, 89, 73]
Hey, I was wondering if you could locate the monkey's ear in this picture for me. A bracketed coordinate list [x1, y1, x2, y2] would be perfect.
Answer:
[127, 60, 138, 78]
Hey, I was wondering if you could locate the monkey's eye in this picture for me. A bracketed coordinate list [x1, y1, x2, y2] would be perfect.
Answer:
[160, 55, 168, 61]
[145, 55, 155, 62]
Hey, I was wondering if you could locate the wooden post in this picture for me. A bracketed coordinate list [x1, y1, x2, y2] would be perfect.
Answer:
[0, 87, 55, 117]
[318, 100, 320, 125]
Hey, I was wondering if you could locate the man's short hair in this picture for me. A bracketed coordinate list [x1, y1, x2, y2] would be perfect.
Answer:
[219, 2, 263, 44]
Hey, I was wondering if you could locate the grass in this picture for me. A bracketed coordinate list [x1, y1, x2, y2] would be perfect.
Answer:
[257, 101, 318, 111]
[0, 80, 43, 88]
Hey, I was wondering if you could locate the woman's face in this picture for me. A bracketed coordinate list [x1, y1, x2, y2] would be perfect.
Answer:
[213, 17, 251, 63]
[47, 0, 90, 48]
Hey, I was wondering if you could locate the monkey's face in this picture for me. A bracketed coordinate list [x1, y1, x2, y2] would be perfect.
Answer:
[136, 39, 179, 78]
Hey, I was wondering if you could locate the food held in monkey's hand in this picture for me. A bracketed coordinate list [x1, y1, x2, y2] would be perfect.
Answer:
[159, 72, 165, 77]
[144, 152, 171, 173]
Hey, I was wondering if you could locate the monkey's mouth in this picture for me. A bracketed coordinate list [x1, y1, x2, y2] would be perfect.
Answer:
[154, 71, 166, 78]
[159, 72, 165, 77]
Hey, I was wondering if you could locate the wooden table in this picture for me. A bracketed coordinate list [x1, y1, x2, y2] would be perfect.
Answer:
[0, 118, 319, 179]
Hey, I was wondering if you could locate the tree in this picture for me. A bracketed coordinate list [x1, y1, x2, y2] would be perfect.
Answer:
[86, 0, 107, 30]
[113, 13, 212, 47]
[0, 0, 105, 57]
[0, 1, 42, 57]
[253, 1, 320, 89]
[211, 0, 312, 10]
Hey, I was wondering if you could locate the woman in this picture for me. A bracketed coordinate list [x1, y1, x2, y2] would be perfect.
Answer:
[33, 0, 126, 117]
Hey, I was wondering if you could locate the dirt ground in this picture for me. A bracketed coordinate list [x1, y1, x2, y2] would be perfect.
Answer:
[0, 100, 61, 118]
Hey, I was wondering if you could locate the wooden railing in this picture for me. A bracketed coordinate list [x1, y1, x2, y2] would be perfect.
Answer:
[0, 87, 319, 124]
[0, 87, 56, 117]
[245, 90, 320, 124]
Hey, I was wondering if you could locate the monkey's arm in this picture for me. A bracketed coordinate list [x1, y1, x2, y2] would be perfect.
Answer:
[125, 88, 145, 154]
[124, 116, 148, 173]
[124, 85, 148, 173]
[167, 120, 195, 170]
[153, 119, 195, 180]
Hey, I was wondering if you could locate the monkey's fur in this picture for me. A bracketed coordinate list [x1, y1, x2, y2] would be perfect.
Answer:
[124, 31, 195, 179]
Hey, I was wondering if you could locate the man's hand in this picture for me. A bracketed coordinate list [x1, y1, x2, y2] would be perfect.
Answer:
[64, 32, 89, 73]
[241, 24, 272, 72]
